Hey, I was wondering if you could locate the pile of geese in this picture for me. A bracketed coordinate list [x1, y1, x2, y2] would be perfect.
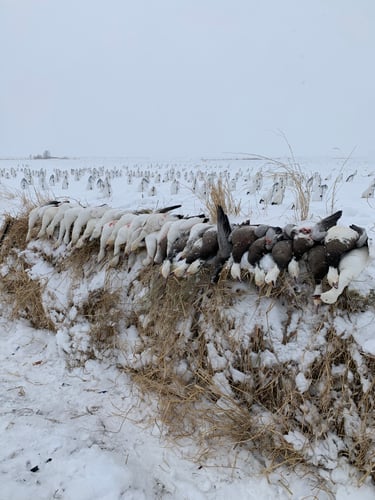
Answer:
[26, 200, 370, 305]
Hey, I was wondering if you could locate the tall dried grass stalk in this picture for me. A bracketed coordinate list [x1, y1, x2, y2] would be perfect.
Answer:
[200, 177, 241, 222]
[238, 145, 312, 220]
[260, 158, 311, 220]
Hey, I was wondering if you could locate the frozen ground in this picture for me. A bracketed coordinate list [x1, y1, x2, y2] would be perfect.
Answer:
[1, 155, 375, 499]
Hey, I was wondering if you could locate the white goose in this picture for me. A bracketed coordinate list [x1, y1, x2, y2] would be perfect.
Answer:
[319, 245, 369, 304]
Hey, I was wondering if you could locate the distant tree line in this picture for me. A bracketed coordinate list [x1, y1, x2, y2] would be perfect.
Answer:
[31, 150, 68, 160]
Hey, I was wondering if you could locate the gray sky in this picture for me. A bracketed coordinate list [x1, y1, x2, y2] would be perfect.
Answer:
[1, 0, 374, 158]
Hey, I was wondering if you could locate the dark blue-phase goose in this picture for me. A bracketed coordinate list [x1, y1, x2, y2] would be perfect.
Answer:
[172, 222, 218, 277]
[247, 226, 283, 286]
[305, 243, 329, 299]
[229, 224, 269, 280]
[274, 210, 344, 284]
[264, 237, 295, 285]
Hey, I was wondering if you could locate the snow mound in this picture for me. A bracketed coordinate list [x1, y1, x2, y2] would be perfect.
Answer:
[1, 211, 374, 488]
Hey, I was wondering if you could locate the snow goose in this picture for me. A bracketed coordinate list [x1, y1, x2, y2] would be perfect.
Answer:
[26, 201, 61, 242]
[278, 210, 343, 281]
[129, 211, 181, 253]
[97, 213, 135, 263]
[160, 216, 207, 278]
[69, 205, 109, 248]
[108, 214, 140, 266]
[324, 224, 364, 287]
[319, 245, 369, 304]
[46, 201, 74, 239]
[37, 202, 70, 239]
[90, 208, 128, 241]
[55, 205, 85, 247]
[284, 210, 343, 258]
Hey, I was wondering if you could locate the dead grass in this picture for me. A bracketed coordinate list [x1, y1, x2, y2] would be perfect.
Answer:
[0, 213, 56, 330]
[1, 259, 56, 331]
[0, 213, 30, 257]
[199, 177, 241, 222]
[335, 288, 375, 313]
[124, 267, 375, 481]
[62, 239, 101, 274]
[260, 159, 312, 220]
[78, 287, 123, 352]
[238, 149, 313, 220]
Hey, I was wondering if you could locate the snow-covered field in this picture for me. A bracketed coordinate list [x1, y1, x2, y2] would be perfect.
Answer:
[1, 155, 375, 499]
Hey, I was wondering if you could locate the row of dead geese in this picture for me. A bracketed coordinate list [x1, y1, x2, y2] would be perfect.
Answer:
[26, 200, 370, 305]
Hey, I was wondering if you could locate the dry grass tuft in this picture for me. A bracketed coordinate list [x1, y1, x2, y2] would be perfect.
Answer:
[1, 259, 56, 331]
[262, 161, 311, 220]
[0, 212, 56, 330]
[336, 288, 375, 313]
[200, 177, 241, 222]
[79, 288, 123, 351]
[0, 213, 30, 258]
[62, 239, 101, 274]
[243, 152, 312, 220]
[278, 162, 312, 220]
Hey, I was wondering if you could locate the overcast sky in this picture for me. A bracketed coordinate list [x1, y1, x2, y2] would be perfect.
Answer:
[1, 1, 374, 158]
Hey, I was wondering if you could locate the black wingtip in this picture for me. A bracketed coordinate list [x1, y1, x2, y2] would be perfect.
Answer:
[216, 205, 232, 237]
[333, 210, 343, 219]
[350, 224, 368, 247]
[327, 210, 343, 222]
[157, 204, 182, 214]
[216, 205, 232, 262]
[320, 210, 343, 231]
